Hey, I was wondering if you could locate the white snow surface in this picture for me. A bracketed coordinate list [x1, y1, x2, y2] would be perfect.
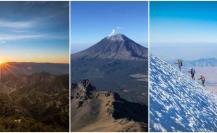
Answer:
[107, 34, 124, 41]
[150, 56, 217, 132]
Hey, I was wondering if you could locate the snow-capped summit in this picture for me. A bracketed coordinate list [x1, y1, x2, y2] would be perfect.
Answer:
[72, 34, 147, 60]
[107, 34, 125, 42]
[107, 27, 126, 41]
[150, 56, 217, 132]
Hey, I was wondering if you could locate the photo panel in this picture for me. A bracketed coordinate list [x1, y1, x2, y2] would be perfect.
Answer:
[150, 1, 217, 132]
[0, 1, 69, 132]
[71, 1, 148, 132]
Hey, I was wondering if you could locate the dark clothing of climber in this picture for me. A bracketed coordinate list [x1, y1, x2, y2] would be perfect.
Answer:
[189, 68, 196, 80]
[198, 75, 206, 87]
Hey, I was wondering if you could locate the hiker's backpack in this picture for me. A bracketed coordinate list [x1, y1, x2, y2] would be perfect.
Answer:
[201, 76, 205, 81]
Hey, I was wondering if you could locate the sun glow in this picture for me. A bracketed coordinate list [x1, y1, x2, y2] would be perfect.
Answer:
[0, 61, 6, 66]
[0, 62, 14, 76]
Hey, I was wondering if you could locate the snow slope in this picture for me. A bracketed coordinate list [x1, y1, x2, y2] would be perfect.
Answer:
[150, 56, 217, 132]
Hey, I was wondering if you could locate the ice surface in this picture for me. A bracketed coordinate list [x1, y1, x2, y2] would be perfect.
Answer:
[150, 56, 217, 132]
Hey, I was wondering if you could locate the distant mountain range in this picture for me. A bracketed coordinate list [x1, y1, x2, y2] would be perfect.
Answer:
[185, 58, 217, 67]
[71, 34, 148, 104]
[2, 62, 69, 75]
[168, 58, 217, 67]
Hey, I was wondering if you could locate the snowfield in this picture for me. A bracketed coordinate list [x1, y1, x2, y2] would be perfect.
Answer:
[150, 56, 217, 132]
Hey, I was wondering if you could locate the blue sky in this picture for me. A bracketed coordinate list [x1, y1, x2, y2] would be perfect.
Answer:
[0, 2, 69, 63]
[151, 2, 217, 60]
[71, 1, 148, 53]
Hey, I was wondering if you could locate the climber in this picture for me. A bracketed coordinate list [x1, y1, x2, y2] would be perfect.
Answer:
[189, 68, 196, 80]
[176, 59, 183, 71]
[198, 75, 206, 87]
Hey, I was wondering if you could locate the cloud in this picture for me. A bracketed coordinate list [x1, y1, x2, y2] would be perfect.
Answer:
[0, 33, 67, 43]
[0, 19, 35, 29]
[0, 34, 44, 42]
[0, 12, 68, 43]
[0, 34, 42, 43]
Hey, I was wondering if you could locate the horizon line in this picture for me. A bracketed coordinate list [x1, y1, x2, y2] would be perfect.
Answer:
[2, 61, 69, 64]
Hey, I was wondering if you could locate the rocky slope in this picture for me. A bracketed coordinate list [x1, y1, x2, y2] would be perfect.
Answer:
[71, 80, 148, 132]
[0, 73, 69, 132]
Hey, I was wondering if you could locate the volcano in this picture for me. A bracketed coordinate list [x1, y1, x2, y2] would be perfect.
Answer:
[73, 34, 148, 60]
[71, 34, 148, 104]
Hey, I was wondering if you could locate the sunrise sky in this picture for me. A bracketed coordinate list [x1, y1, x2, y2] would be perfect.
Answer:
[0, 2, 69, 63]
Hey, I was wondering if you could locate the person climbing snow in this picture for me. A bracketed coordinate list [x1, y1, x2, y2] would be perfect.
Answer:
[189, 68, 196, 80]
[198, 75, 206, 87]
[176, 59, 183, 71]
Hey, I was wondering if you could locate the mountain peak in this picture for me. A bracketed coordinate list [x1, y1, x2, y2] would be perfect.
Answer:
[73, 33, 147, 60]
[107, 34, 126, 42]
[71, 79, 96, 100]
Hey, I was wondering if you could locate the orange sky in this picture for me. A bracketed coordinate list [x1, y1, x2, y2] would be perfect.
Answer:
[0, 54, 69, 64]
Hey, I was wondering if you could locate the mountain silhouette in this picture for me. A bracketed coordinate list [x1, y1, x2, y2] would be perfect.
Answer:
[1, 62, 68, 75]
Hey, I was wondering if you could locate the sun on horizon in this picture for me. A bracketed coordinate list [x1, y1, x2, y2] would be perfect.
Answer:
[0, 58, 69, 64]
